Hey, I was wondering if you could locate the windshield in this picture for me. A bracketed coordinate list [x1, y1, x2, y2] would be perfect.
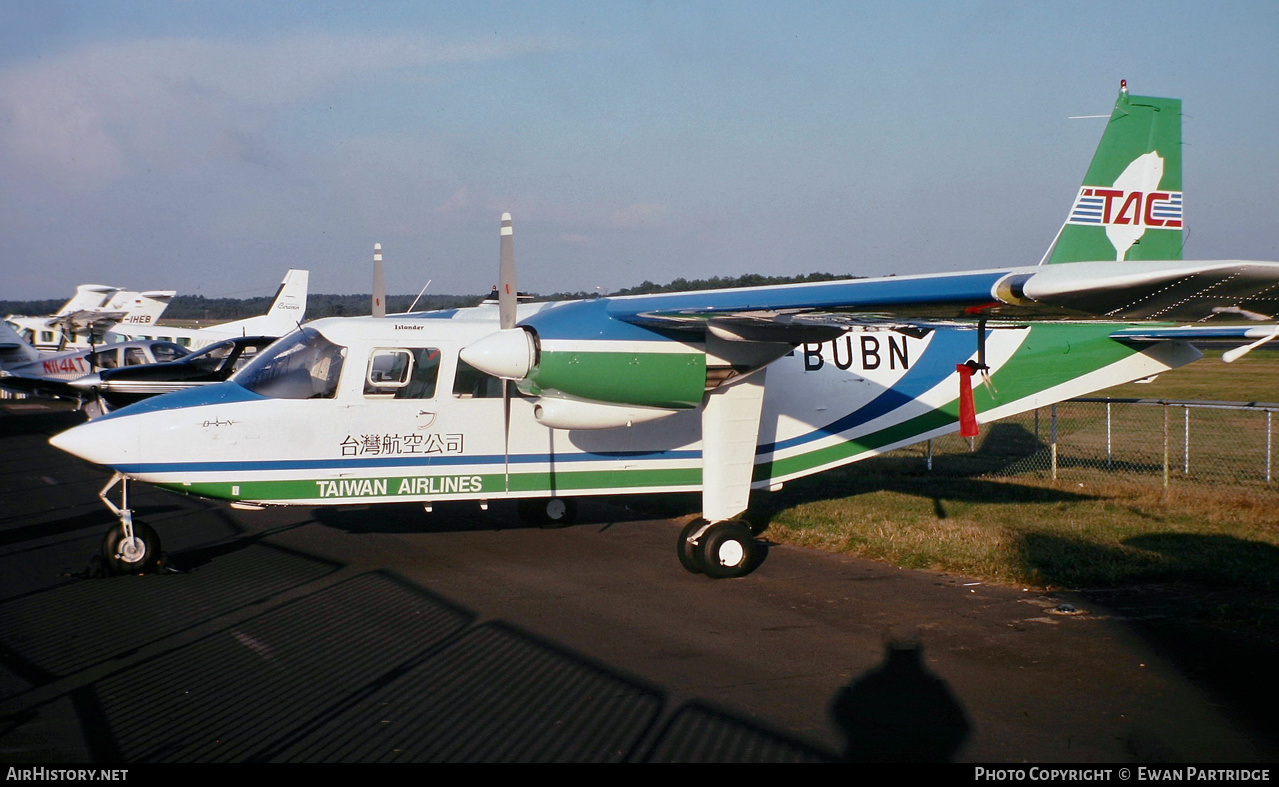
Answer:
[233, 328, 346, 399]
[186, 341, 236, 372]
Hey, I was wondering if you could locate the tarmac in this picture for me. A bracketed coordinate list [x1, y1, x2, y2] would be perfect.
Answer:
[1, 400, 1276, 763]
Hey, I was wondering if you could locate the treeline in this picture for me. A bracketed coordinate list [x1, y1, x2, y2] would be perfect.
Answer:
[3, 272, 854, 322]
[608, 272, 851, 297]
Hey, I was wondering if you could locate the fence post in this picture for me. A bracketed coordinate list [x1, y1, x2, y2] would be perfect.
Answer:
[1050, 403, 1058, 481]
[1183, 405, 1190, 476]
[1258, 409, 1268, 483]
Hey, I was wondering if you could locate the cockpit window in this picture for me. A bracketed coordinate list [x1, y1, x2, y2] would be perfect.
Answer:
[235, 327, 346, 399]
[187, 342, 235, 372]
[151, 343, 189, 363]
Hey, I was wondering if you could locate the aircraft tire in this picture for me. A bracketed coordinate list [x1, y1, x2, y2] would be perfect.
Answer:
[518, 497, 578, 528]
[101, 521, 162, 575]
[696, 520, 756, 579]
[677, 519, 705, 574]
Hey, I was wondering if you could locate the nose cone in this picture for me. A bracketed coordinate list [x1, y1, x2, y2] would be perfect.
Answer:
[459, 328, 535, 380]
[49, 416, 136, 468]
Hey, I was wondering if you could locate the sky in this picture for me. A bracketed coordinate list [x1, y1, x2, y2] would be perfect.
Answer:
[2, 1, 1278, 302]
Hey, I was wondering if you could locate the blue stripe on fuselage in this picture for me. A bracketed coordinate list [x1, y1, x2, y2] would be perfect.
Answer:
[759, 328, 975, 455]
[97, 381, 266, 422]
[111, 447, 702, 475]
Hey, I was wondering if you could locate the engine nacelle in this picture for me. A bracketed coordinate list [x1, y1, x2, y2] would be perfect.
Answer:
[529, 345, 706, 409]
[532, 397, 681, 430]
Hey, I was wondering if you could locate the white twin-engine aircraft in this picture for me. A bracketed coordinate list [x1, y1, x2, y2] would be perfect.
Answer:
[50, 83, 1279, 578]
[6, 284, 176, 352]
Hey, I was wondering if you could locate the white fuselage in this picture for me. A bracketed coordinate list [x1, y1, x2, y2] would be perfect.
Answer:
[49, 301, 1198, 508]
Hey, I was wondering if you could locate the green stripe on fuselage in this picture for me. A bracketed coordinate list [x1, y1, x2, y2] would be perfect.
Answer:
[164, 466, 702, 503]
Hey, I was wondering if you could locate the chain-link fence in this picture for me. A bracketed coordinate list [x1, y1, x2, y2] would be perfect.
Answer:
[886, 398, 1279, 495]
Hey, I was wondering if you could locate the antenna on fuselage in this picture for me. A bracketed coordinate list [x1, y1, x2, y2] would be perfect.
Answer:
[372, 243, 386, 318]
[407, 280, 433, 313]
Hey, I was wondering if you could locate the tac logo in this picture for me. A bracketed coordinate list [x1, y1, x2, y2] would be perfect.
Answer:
[1066, 151, 1182, 260]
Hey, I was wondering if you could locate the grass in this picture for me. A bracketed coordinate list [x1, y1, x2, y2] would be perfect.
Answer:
[1101, 346, 1279, 402]
[647, 348, 1279, 630]
[756, 463, 1279, 593]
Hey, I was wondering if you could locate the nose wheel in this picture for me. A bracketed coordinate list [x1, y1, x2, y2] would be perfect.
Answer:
[97, 473, 163, 574]
[102, 520, 162, 574]
[678, 519, 757, 578]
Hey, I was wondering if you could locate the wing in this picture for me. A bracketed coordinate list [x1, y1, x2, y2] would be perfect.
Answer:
[603, 260, 1279, 337]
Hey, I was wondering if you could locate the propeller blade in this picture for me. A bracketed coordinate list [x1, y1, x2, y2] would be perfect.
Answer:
[372, 243, 386, 318]
[499, 213, 517, 330]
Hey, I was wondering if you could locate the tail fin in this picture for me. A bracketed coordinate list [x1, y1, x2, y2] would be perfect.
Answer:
[215, 269, 309, 337]
[0, 320, 41, 368]
[1045, 81, 1182, 264]
[56, 284, 121, 316]
[263, 268, 308, 324]
[108, 290, 175, 327]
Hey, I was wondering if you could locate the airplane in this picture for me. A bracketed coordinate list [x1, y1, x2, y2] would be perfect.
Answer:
[69, 335, 277, 417]
[0, 332, 189, 403]
[6, 285, 176, 351]
[101, 268, 310, 350]
[48, 82, 1279, 579]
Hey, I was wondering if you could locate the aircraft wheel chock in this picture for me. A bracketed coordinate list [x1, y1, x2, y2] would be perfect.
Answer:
[696, 520, 757, 579]
[518, 497, 578, 528]
[101, 521, 162, 575]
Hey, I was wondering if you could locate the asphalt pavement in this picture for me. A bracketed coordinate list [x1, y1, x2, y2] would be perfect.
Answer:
[1, 400, 1275, 763]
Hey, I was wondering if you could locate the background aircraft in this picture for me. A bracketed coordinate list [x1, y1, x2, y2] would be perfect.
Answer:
[70, 335, 276, 416]
[0, 336, 188, 403]
[102, 268, 309, 350]
[48, 83, 1279, 579]
[6, 285, 176, 352]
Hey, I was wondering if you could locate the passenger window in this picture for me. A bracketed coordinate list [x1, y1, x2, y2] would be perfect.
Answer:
[125, 348, 148, 365]
[89, 349, 120, 369]
[364, 348, 440, 399]
[452, 359, 506, 399]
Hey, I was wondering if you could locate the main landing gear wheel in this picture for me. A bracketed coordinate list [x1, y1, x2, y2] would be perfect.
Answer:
[678, 519, 757, 579]
[101, 521, 162, 575]
[518, 497, 578, 528]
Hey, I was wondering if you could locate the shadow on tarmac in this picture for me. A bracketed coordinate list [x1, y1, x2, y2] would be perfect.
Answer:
[0, 507, 980, 762]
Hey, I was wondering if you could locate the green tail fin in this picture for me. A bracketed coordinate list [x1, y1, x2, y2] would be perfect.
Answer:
[1046, 81, 1182, 264]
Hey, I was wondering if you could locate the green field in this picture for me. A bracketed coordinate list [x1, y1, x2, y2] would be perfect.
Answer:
[744, 348, 1279, 629]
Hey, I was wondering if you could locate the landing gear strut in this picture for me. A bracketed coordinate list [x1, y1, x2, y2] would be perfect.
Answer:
[677, 519, 757, 579]
[97, 473, 162, 574]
